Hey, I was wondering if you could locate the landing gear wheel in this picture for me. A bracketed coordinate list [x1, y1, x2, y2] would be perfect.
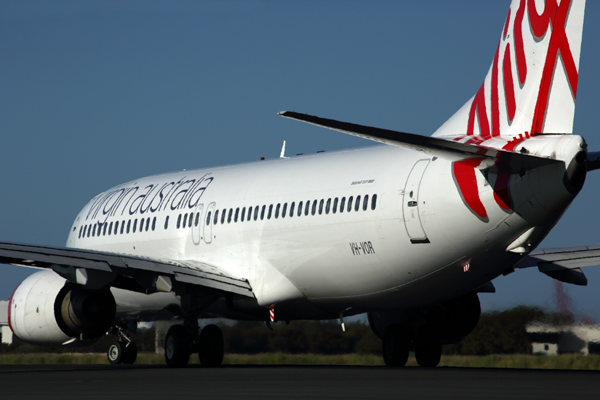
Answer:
[122, 342, 138, 364]
[198, 324, 224, 368]
[382, 325, 410, 367]
[165, 325, 192, 368]
[414, 325, 442, 368]
[107, 341, 124, 365]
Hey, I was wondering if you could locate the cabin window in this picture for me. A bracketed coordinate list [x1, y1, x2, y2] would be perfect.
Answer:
[194, 212, 200, 227]
[241, 207, 246, 222]
[326, 199, 331, 214]
[188, 213, 193, 228]
[147, 218, 151, 231]
[290, 202, 295, 217]
[318, 199, 323, 215]
[177, 214, 182, 229]
[254, 206, 259, 221]
[267, 205, 273, 220]
[102, 223, 107, 236]
[114, 221, 119, 234]
[305, 201, 310, 216]
[363, 195, 369, 211]
[133, 219, 138, 233]
[261, 205, 266, 220]
[340, 197, 346, 213]
[282, 203, 287, 218]
[234, 208, 239, 223]
[86, 225, 90, 238]
[214, 210, 219, 225]
[92, 224, 96, 237]
[127, 220, 131, 233]
[347, 196, 353, 212]
[182, 214, 187, 228]
[228, 209, 233, 223]
[275, 204, 280, 219]
[206, 211, 212, 225]
[108, 222, 113, 235]
[152, 217, 156, 231]
[221, 209, 227, 224]
[297, 201, 303, 217]
[78, 226, 82, 239]
[371, 194, 377, 210]
[355, 195, 361, 212]
[311, 200, 317, 216]
[164, 216, 169, 230]
[333, 198, 338, 214]
[121, 220, 126, 234]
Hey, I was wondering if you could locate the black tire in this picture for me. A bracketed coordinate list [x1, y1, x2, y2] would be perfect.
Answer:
[165, 325, 191, 368]
[198, 324, 224, 368]
[107, 341, 124, 365]
[122, 342, 138, 365]
[382, 325, 410, 367]
[414, 325, 442, 368]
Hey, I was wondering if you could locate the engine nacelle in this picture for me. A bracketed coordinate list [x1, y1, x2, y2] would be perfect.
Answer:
[8, 270, 116, 345]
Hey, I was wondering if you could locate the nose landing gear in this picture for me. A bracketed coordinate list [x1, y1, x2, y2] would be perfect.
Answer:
[107, 326, 138, 365]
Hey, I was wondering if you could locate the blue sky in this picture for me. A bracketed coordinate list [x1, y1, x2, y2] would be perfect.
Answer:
[2, 1, 600, 319]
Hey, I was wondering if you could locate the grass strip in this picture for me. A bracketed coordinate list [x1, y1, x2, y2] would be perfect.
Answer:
[1, 353, 600, 369]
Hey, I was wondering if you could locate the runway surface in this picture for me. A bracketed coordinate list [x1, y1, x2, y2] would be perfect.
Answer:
[1, 364, 599, 399]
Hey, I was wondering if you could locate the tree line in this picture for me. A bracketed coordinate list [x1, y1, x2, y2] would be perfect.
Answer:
[0, 306, 571, 355]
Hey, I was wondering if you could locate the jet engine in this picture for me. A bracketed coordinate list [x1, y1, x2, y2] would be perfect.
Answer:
[8, 269, 116, 345]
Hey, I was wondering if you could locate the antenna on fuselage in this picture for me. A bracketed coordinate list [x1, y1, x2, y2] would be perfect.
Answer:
[280, 140, 288, 159]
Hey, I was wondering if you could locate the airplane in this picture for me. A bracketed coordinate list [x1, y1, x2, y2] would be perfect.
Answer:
[2, 0, 600, 368]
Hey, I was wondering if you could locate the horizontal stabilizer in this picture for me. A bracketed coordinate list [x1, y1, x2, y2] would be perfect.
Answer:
[538, 264, 587, 286]
[278, 111, 559, 174]
[516, 244, 600, 286]
[587, 151, 600, 171]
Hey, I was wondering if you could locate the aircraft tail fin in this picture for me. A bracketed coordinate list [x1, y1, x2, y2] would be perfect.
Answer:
[433, 0, 586, 141]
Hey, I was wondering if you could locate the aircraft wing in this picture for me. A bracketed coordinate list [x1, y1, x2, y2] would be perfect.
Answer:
[516, 245, 600, 286]
[0, 242, 253, 297]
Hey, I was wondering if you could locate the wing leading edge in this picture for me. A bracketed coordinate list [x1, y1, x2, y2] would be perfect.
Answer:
[0, 242, 253, 297]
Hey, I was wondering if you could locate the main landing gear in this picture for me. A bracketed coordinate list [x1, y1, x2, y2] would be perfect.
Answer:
[164, 323, 224, 368]
[107, 327, 138, 365]
[382, 324, 442, 368]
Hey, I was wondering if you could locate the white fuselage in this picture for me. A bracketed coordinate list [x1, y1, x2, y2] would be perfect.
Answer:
[66, 140, 579, 319]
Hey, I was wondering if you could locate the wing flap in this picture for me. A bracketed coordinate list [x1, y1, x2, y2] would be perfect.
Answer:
[0, 242, 254, 298]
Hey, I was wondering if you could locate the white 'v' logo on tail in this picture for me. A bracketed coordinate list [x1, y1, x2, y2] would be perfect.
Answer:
[433, 0, 586, 147]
